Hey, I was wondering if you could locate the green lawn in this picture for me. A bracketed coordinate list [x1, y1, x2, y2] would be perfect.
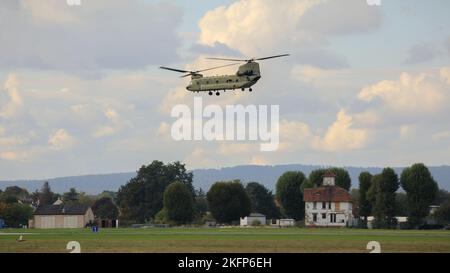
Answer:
[1, 227, 450, 253]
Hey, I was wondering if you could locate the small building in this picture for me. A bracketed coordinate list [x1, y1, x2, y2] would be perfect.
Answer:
[304, 171, 353, 227]
[367, 216, 408, 229]
[270, 219, 295, 227]
[240, 213, 266, 226]
[33, 204, 94, 229]
[0, 218, 5, 229]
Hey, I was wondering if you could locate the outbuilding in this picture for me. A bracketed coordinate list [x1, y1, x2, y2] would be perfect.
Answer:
[240, 213, 266, 226]
[33, 204, 94, 229]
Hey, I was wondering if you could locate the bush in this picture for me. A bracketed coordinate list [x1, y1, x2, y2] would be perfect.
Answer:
[251, 219, 261, 226]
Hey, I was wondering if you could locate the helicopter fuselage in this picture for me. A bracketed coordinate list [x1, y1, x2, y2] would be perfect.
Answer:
[187, 62, 261, 92]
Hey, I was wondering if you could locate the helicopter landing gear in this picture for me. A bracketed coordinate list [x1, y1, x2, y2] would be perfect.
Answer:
[216, 91, 220, 96]
[249, 88, 253, 92]
[241, 88, 245, 91]
[209, 91, 213, 96]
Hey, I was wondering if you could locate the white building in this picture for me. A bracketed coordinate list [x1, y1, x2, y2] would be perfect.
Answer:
[304, 171, 353, 227]
[240, 213, 266, 226]
[270, 219, 295, 227]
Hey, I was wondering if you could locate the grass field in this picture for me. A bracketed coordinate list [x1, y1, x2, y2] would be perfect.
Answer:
[1, 227, 450, 253]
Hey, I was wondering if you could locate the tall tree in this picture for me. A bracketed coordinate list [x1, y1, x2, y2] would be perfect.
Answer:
[358, 172, 373, 228]
[207, 180, 251, 224]
[63, 188, 80, 204]
[400, 163, 438, 228]
[163, 182, 194, 225]
[37, 182, 57, 205]
[92, 197, 119, 220]
[276, 171, 306, 220]
[308, 168, 351, 190]
[369, 168, 399, 229]
[245, 182, 280, 219]
[116, 161, 194, 223]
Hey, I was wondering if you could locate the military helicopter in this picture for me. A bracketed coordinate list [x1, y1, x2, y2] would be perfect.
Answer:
[160, 54, 289, 96]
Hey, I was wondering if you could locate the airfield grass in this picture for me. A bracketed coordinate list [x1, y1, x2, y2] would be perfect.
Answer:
[1, 227, 450, 253]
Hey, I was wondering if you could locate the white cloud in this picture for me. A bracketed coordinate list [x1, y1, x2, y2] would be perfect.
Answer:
[432, 130, 450, 142]
[358, 72, 448, 115]
[198, 0, 380, 57]
[0, 0, 182, 70]
[441, 67, 450, 85]
[314, 109, 368, 151]
[48, 129, 74, 150]
[0, 74, 23, 119]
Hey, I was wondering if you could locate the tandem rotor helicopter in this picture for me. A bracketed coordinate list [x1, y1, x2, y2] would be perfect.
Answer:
[160, 54, 289, 96]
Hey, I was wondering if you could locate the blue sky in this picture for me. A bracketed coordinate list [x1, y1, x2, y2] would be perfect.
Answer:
[0, 0, 449, 180]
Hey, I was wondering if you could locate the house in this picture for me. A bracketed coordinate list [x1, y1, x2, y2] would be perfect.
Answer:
[240, 213, 266, 226]
[32, 203, 94, 229]
[303, 171, 353, 227]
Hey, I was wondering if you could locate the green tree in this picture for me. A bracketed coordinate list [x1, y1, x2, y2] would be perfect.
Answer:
[92, 197, 119, 219]
[369, 168, 399, 229]
[36, 182, 57, 205]
[207, 180, 251, 224]
[116, 161, 194, 223]
[400, 163, 439, 228]
[245, 182, 280, 219]
[434, 202, 450, 224]
[2, 186, 30, 202]
[308, 168, 351, 190]
[63, 188, 80, 204]
[276, 171, 306, 220]
[358, 172, 373, 228]
[163, 182, 194, 225]
[0, 203, 33, 228]
[193, 188, 208, 220]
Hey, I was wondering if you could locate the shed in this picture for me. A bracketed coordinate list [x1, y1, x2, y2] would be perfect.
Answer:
[33, 204, 94, 229]
[240, 213, 266, 226]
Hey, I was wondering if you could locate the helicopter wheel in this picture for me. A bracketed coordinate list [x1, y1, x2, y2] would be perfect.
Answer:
[216, 92, 220, 96]
[249, 88, 253, 92]
[209, 91, 213, 96]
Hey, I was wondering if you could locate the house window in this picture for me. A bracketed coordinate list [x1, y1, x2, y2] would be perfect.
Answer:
[322, 213, 326, 219]
[322, 202, 326, 209]
[313, 202, 317, 209]
[313, 213, 317, 222]
[328, 202, 332, 209]
[330, 214, 336, 223]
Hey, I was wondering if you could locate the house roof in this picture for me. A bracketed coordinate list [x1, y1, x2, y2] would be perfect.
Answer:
[303, 186, 352, 202]
[34, 204, 91, 216]
[248, 213, 266, 217]
[323, 170, 336, 178]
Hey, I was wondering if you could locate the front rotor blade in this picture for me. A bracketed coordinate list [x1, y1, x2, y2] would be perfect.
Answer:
[206, 57, 248, 62]
[180, 73, 193, 78]
[160, 66, 191, 73]
[255, 54, 290, 61]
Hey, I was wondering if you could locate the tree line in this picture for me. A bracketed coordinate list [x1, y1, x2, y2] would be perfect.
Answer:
[1, 161, 450, 229]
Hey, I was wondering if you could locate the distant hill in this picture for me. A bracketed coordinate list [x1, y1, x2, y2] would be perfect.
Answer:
[1, 164, 450, 194]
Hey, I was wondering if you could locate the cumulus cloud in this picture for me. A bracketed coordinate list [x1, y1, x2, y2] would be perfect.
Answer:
[314, 110, 368, 151]
[358, 72, 448, 115]
[0, 0, 182, 70]
[93, 108, 128, 138]
[198, 0, 380, 66]
[48, 129, 74, 150]
[0, 74, 23, 119]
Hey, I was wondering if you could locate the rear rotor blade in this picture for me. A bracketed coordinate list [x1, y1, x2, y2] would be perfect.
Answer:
[159, 66, 190, 73]
[255, 54, 290, 61]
